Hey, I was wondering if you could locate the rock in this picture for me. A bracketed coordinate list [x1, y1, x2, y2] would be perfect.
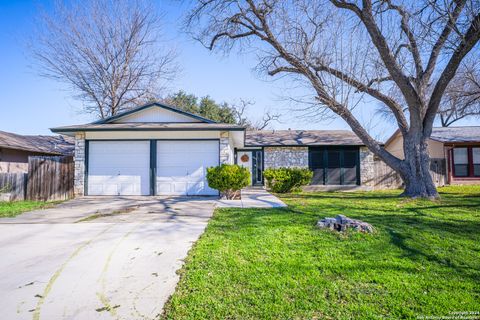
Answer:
[324, 218, 337, 224]
[316, 215, 374, 233]
[316, 221, 327, 228]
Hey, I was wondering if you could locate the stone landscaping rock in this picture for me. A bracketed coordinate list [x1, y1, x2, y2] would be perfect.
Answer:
[316, 214, 374, 233]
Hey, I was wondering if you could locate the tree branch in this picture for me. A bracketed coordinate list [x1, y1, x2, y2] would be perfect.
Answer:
[424, 12, 480, 132]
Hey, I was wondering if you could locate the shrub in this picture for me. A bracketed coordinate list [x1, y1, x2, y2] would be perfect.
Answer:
[206, 164, 250, 199]
[263, 167, 313, 193]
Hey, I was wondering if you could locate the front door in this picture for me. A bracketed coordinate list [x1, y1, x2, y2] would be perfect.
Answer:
[251, 150, 263, 185]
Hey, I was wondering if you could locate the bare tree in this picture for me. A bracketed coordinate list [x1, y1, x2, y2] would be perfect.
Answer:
[439, 60, 480, 126]
[231, 99, 281, 129]
[254, 111, 281, 130]
[376, 59, 480, 127]
[31, 0, 178, 119]
[186, 0, 480, 198]
[378, 59, 480, 127]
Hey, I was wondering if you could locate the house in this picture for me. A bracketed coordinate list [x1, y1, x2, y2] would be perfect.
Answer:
[239, 130, 370, 187]
[0, 130, 74, 172]
[51, 102, 377, 196]
[384, 127, 480, 185]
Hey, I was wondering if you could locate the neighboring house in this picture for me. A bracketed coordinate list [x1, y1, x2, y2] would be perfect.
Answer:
[51, 102, 377, 197]
[385, 127, 480, 185]
[0, 130, 74, 172]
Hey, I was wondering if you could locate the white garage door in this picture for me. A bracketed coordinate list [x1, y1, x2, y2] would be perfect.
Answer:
[156, 140, 219, 196]
[88, 141, 150, 195]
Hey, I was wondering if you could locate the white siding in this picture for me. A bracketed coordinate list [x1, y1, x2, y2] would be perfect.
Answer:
[385, 132, 446, 159]
[113, 106, 202, 123]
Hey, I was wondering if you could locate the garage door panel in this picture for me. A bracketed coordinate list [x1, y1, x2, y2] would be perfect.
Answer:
[119, 183, 136, 195]
[88, 184, 106, 195]
[156, 140, 219, 196]
[156, 183, 172, 194]
[156, 182, 187, 195]
[156, 166, 187, 177]
[188, 167, 206, 180]
[88, 141, 150, 196]
[157, 157, 214, 167]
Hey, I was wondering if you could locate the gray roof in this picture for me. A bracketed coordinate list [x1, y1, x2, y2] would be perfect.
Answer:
[0, 130, 74, 155]
[51, 122, 245, 133]
[430, 126, 480, 143]
[245, 130, 364, 146]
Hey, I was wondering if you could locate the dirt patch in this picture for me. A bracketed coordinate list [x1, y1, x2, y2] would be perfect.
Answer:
[75, 206, 139, 223]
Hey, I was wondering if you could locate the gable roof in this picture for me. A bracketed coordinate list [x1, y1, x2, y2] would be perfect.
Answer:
[245, 130, 365, 146]
[93, 102, 217, 124]
[385, 126, 480, 147]
[0, 130, 74, 155]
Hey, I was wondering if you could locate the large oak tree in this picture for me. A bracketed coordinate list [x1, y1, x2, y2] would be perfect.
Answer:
[186, 0, 480, 198]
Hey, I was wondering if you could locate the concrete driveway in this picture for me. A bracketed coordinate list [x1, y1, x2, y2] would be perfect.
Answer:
[0, 197, 215, 320]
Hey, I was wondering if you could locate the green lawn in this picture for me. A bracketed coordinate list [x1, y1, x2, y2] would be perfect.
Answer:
[163, 185, 480, 319]
[0, 201, 59, 218]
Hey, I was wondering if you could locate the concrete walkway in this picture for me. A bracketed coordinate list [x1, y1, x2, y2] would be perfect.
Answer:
[215, 187, 287, 208]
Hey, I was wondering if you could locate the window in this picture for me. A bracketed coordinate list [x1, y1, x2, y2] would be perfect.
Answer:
[343, 150, 358, 185]
[452, 146, 480, 178]
[453, 148, 469, 177]
[474, 148, 480, 177]
[309, 147, 359, 185]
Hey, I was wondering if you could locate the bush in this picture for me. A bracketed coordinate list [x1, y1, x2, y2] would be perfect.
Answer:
[206, 164, 250, 199]
[263, 167, 313, 193]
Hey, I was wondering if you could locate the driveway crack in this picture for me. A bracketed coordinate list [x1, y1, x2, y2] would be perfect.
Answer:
[96, 222, 141, 318]
[32, 224, 115, 320]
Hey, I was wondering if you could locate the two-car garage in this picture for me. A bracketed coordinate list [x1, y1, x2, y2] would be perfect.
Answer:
[87, 140, 219, 196]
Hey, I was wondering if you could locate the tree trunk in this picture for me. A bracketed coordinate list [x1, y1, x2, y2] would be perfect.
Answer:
[398, 134, 439, 199]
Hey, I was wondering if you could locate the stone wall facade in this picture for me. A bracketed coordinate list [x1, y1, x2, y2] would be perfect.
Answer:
[264, 147, 309, 169]
[219, 131, 232, 164]
[359, 146, 375, 188]
[246, 146, 376, 188]
[74, 132, 85, 196]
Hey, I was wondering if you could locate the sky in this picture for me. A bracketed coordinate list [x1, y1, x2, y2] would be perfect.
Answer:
[0, 1, 477, 140]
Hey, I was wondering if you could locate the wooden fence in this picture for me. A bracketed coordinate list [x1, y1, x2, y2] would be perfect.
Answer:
[0, 173, 27, 201]
[372, 158, 446, 190]
[0, 162, 28, 173]
[0, 156, 74, 201]
[27, 156, 74, 201]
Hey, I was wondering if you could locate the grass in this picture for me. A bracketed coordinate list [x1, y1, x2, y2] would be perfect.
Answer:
[0, 201, 60, 218]
[162, 185, 480, 320]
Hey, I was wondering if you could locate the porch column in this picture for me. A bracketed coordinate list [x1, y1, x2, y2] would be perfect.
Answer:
[220, 131, 232, 164]
[74, 132, 86, 197]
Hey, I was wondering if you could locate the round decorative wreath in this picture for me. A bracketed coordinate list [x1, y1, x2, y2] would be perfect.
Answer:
[240, 154, 249, 162]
